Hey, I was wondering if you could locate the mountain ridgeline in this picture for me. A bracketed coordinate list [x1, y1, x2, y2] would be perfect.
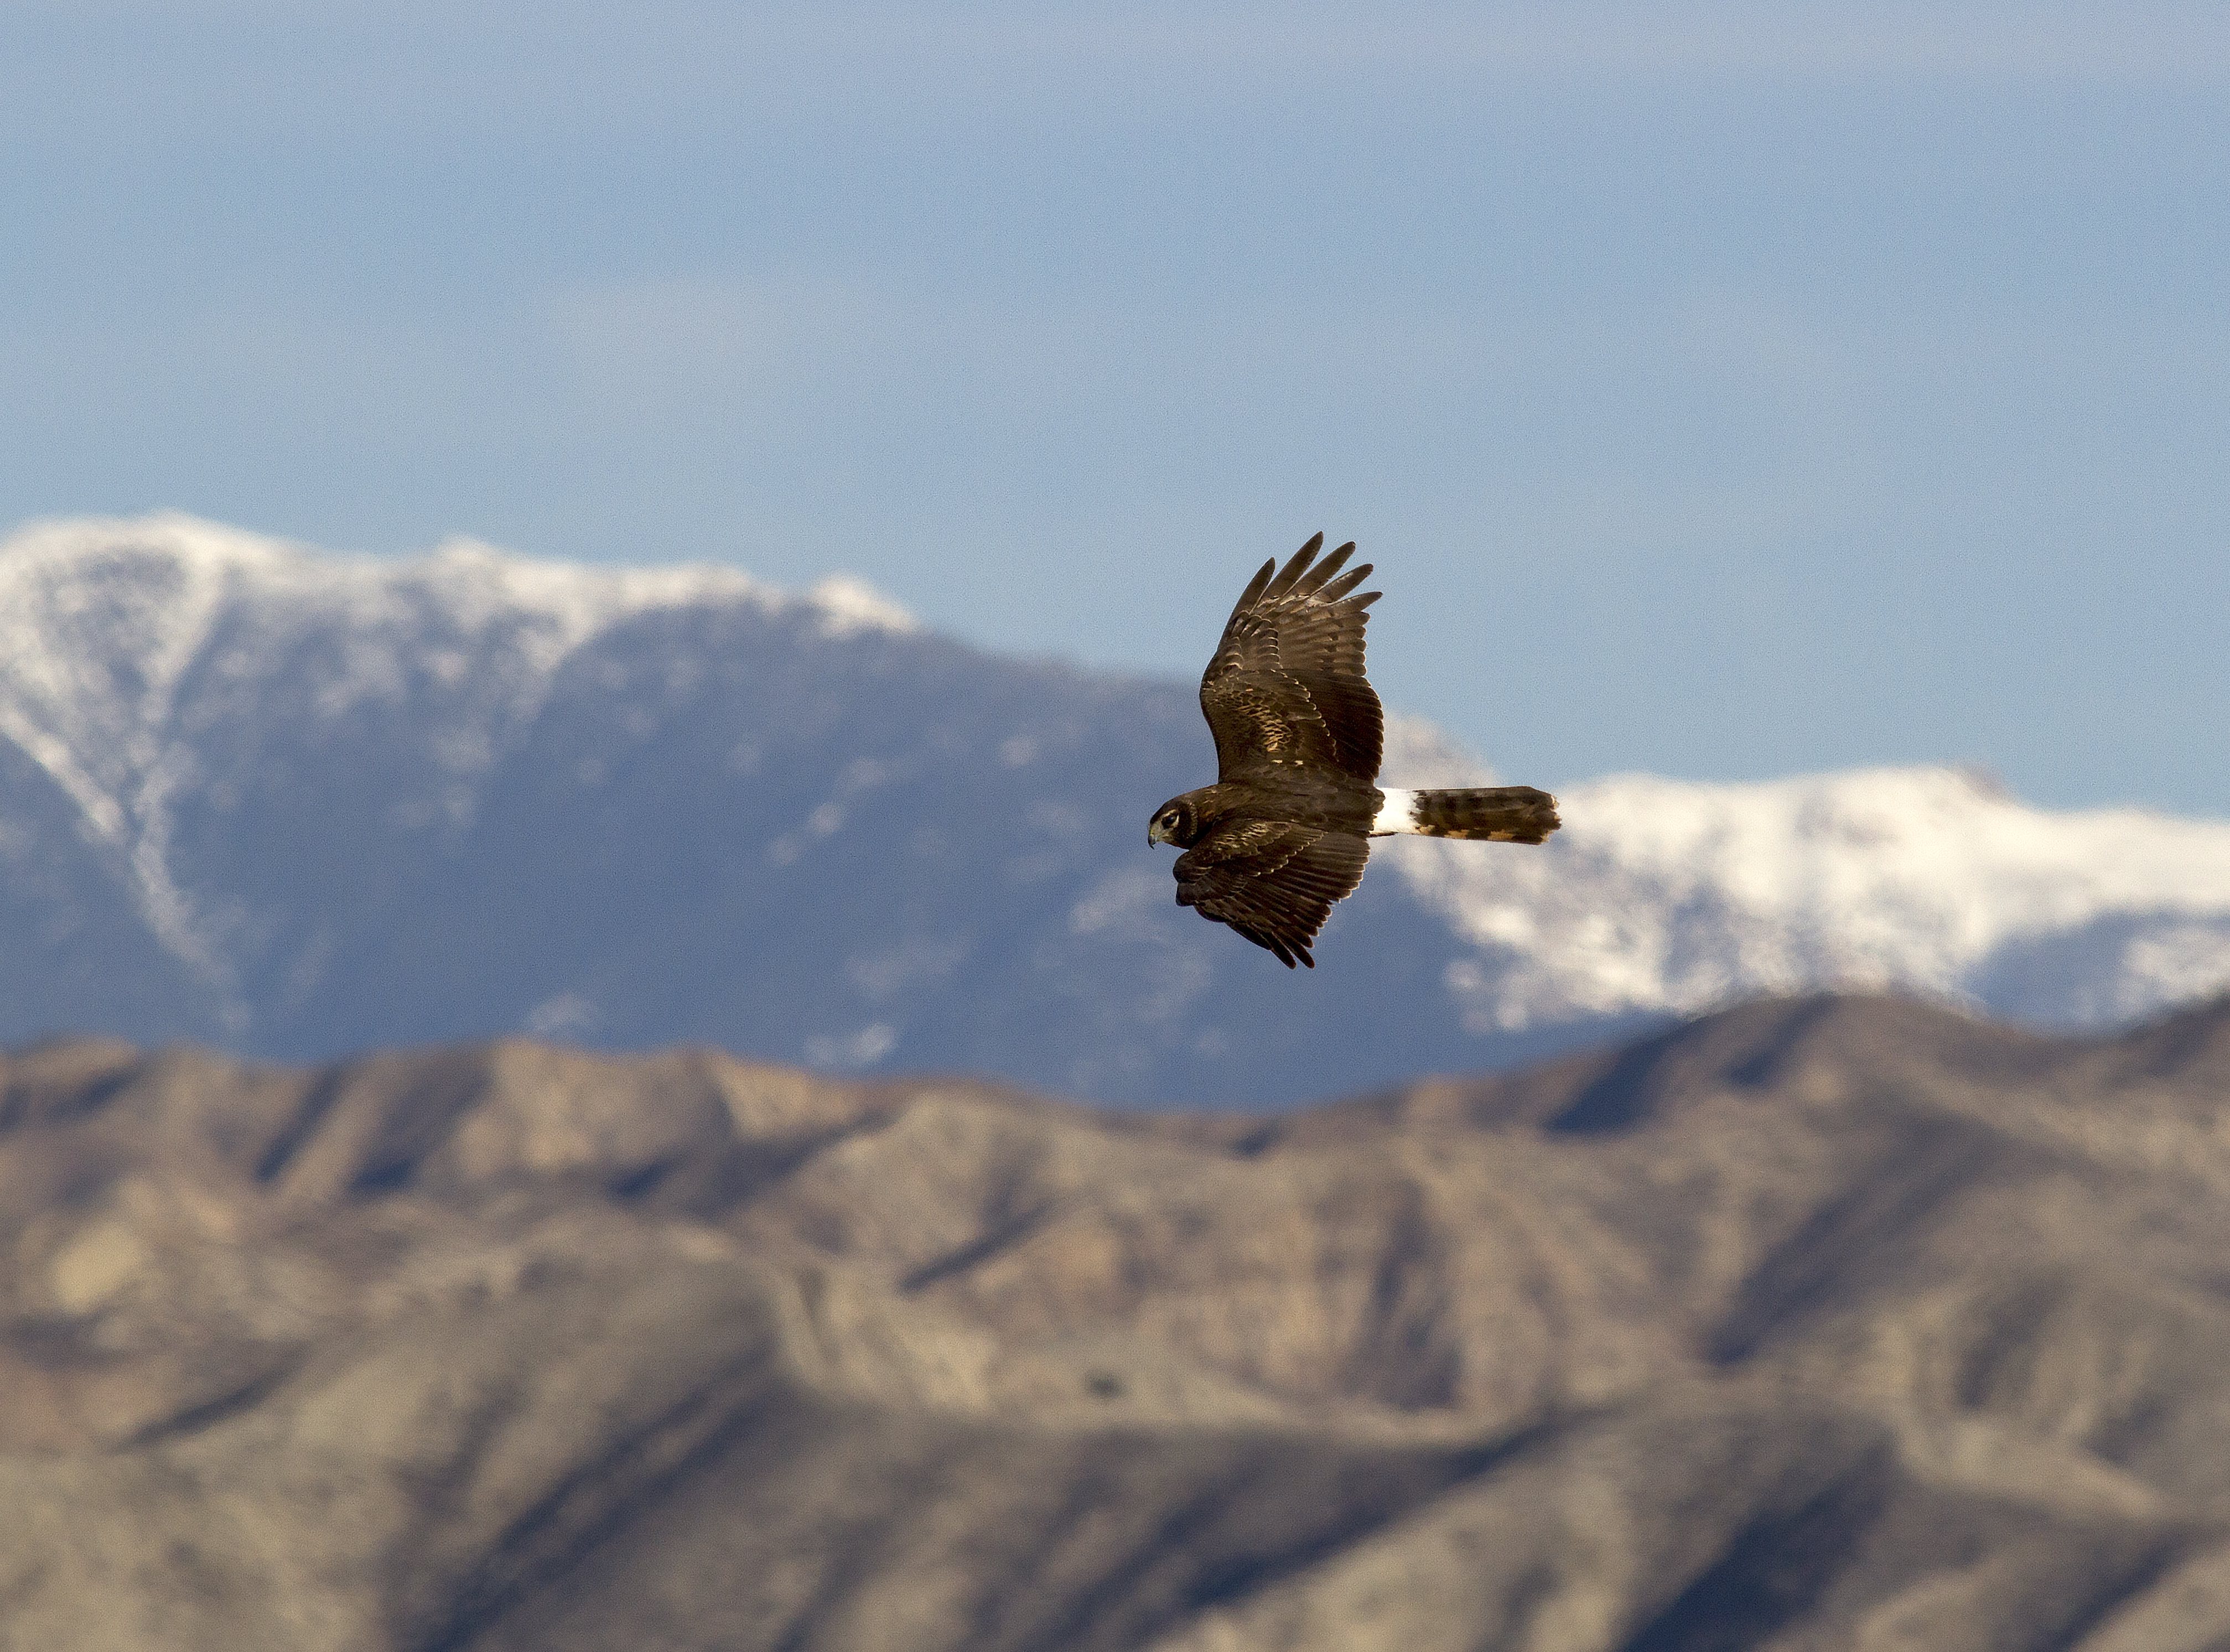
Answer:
[3, 513, 2229, 1105]
[2, 993, 2227, 1649]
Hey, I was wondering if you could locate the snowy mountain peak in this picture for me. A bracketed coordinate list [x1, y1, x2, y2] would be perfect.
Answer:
[0, 511, 916, 652]
[1, 512, 2225, 1104]
[0, 513, 917, 1017]
[1392, 763, 2230, 1036]
[803, 573, 922, 637]
[0, 512, 918, 789]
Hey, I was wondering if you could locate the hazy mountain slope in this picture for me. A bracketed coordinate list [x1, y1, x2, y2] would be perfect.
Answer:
[1411, 763, 2230, 1036]
[2, 994, 2226, 1650]
[4, 513, 2228, 1105]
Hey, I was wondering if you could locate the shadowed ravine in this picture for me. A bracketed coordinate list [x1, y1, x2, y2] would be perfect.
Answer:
[2, 991, 2228, 1650]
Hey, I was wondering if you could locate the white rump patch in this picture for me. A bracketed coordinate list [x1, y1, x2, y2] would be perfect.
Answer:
[1372, 788, 1420, 835]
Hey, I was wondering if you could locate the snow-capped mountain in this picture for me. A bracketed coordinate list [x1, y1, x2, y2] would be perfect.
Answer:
[1406, 765, 2230, 1037]
[4, 513, 2227, 1104]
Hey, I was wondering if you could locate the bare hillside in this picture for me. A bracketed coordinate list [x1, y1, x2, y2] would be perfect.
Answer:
[2, 994, 2227, 1650]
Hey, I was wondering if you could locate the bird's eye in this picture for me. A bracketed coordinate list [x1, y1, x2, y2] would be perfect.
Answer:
[1161, 811, 1179, 829]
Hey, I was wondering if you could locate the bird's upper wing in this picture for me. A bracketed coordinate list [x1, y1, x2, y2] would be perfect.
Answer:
[1200, 534, 1383, 786]
[1173, 820, 1369, 968]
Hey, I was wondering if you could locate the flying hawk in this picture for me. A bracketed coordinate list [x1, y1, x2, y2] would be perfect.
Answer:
[1148, 534, 1560, 967]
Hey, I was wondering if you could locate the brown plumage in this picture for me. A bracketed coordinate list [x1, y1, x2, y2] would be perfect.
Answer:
[1148, 534, 1561, 967]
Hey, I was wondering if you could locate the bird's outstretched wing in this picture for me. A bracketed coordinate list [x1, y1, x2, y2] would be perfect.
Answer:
[1200, 533, 1383, 786]
[1174, 821, 1369, 968]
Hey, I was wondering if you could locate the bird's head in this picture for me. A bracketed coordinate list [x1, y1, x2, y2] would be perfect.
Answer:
[1147, 796, 1200, 849]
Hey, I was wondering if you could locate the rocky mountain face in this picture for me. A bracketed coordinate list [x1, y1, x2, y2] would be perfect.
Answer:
[2, 992, 2226, 1650]
[5, 512, 2230, 1105]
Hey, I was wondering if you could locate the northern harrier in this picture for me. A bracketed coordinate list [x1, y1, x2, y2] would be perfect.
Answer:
[1148, 534, 1560, 967]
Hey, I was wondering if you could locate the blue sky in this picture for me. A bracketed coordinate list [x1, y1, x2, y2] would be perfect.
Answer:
[6, 3, 2227, 812]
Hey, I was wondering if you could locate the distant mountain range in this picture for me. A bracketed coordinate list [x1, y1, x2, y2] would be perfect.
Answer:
[4, 512, 2228, 1105]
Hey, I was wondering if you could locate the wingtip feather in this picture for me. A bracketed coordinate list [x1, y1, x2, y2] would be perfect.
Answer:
[1316, 563, 1372, 604]
[1227, 557, 1277, 622]
[1295, 541, 1355, 598]
[1266, 533, 1324, 601]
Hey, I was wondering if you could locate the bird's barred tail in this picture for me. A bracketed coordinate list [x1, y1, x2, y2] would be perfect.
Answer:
[1372, 786, 1560, 844]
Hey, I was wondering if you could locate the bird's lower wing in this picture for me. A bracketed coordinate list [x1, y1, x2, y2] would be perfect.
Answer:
[1173, 823, 1369, 968]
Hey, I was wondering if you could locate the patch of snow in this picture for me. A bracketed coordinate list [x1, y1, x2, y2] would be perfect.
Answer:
[805, 573, 917, 637]
[1387, 765, 2230, 1032]
[0, 512, 906, 990]
[805, 1022, 898, 1068]
[525, 993, 599, 1038]
[2108, 923, 2230, 1018]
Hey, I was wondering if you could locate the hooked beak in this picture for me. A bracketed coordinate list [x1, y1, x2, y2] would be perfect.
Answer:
[1148, 820, 1168, 847]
